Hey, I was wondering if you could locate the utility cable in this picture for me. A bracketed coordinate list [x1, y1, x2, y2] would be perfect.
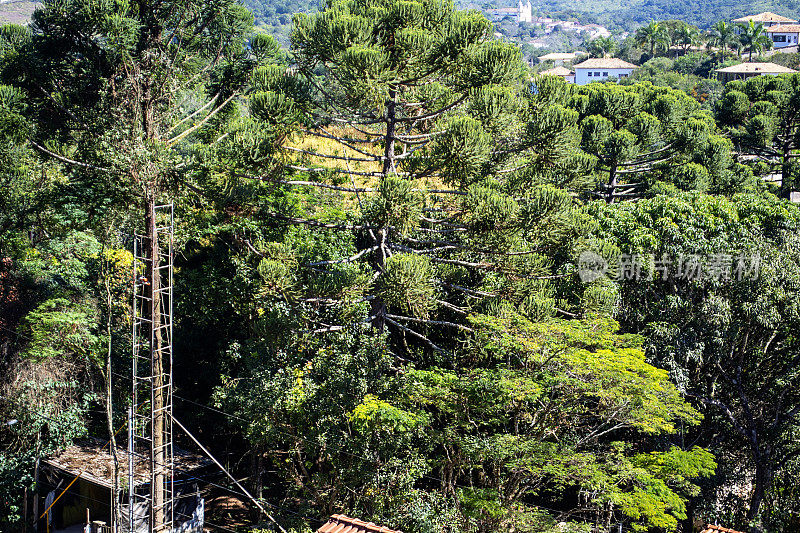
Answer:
[171, 414, 289, 533]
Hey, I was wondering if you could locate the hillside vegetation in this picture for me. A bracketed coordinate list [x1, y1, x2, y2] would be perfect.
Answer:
[244, 0, 800, 35]
[526, 0, 800, 30]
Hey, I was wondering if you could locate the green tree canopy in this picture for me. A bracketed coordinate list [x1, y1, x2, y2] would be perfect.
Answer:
[567, 81, 746, 197]
[586, 191, 800, 525]
[231, 0, 592, 356]
[715, 73, 800, 195]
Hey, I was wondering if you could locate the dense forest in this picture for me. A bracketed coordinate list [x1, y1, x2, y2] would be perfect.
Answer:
[1, 1, 800, 533]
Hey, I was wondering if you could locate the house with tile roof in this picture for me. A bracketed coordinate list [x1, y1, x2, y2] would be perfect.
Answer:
[540, 66, 575, 83]
[715, 62, 797, 83]
[573, 58, 638, 85]
[733, 12, 797, 38]
[765, 23, 800, 48]
[317, 514, 403, 533]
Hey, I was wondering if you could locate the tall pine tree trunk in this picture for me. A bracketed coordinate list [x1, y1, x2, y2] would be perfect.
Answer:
[370, 87, 399, 331]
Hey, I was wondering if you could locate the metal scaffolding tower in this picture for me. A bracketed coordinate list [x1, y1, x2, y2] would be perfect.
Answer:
[130, 203, 175, 533]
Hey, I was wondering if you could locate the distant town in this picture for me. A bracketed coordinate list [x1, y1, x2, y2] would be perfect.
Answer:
[486, 0, 612, 46]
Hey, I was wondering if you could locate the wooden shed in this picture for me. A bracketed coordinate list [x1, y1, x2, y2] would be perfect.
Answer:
[38, 439, 209, 532]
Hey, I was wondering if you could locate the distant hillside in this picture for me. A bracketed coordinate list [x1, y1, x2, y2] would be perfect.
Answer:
[0, 1, 38, 25]
[476, 0, 800, 31]
[244, 0, 800, 40]
[244, 0, 323, 43]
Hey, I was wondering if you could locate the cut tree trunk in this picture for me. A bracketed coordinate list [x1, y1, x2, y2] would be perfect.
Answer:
[146, 195, 167, 532]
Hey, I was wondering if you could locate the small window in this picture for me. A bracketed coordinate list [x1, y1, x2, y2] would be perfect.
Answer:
[588, 72, 593, 77]
[602, 72, 608, 76]
[594, 71, 601, 76]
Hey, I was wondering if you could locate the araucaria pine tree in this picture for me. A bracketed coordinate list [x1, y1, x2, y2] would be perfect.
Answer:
[244, 0, 587, 351]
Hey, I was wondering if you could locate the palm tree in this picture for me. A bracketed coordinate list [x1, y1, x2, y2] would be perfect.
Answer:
[708, 21, 737, 55]
[587, 36, 616, 58]
[738, 20, 773, 60]
[674, 24, 700, 53]
[635, 20, 670, 57]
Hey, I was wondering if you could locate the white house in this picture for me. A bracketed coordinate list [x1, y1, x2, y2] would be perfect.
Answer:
[765, 24, 800, 48]
[573, 58, 638, 85]
[733, 12, 797, 35]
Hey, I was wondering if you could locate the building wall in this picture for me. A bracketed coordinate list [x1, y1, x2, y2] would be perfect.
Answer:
[768, 31, 799, 48]
[574, 67, 635, 85]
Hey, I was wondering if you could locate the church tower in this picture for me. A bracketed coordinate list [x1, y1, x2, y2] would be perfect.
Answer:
[518, 0, 532, 23]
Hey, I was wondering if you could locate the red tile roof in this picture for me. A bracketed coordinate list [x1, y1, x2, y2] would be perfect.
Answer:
[700, 525, 744, 533]
[317, 514, 403, 533]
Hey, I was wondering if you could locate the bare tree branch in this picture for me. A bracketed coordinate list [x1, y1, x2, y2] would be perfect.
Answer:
[385, 316, 443, 352]
[30, 140, 110, 171]
[306, 246, 379, 266]
[165, 92, 238, 145]
[386, 313, 474, 332]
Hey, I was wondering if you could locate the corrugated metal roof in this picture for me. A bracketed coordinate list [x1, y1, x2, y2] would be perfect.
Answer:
[43, 439, 209, 488]
[317, 514, 403, 533]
